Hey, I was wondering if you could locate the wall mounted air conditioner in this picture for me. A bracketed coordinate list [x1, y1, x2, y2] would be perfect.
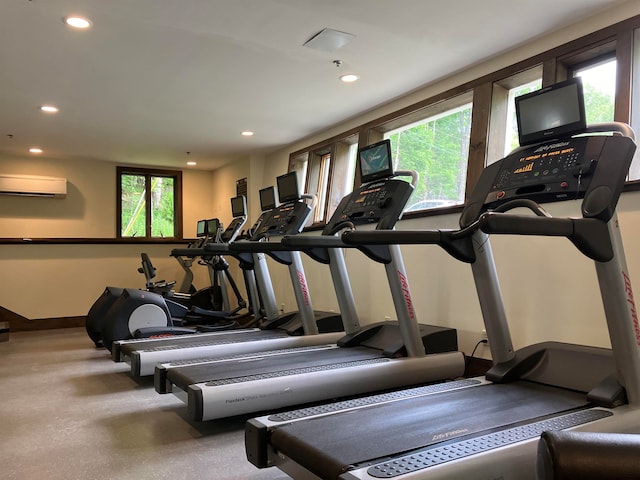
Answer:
[0, 174, 67, 198]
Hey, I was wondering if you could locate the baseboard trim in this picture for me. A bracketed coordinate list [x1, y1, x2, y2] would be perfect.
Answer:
[0, 306, 84, 332]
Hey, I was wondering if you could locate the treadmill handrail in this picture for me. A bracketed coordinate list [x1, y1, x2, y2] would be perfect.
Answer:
[283, 234, 400, 264]
[394, 169, 419, 188]
[479, 213, 613, 262]
[283, 235, 345, 248]
[171, 246, 211, 257]
[301, 193, 318, 211]
[342, 229, 448, 245]
[201, 244, 232, 255]
[341, 228, 477, 263]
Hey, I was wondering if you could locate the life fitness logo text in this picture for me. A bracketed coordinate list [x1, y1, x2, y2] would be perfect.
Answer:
[622, 271, 640, 345]
[297, 270, 311, 306]
[398, 270, 415, 320]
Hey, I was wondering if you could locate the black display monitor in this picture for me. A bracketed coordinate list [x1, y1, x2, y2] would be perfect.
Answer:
[358, 139, 394, 183]
[230, 195, 247, 218]
[276, 172, 300, 204]
[196, 219, 207, 237]
[206, 218, 220, 235]
[259, 186, 277, 211]
[515, 77, 586, 147]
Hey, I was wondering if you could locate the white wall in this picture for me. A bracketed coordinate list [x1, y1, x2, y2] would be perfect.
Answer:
[0, 155, 216, 319]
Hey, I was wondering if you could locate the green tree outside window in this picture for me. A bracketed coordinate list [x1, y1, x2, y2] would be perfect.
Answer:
[118, 167, 181, 239]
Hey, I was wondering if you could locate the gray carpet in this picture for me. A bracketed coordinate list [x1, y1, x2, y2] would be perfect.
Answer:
[0, 328, 292, 480]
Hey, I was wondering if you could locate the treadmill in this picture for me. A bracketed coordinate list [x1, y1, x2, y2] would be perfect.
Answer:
[112, 183, 344, 377]
[245, 78, 640, 480]
[156, 142, 463, 421]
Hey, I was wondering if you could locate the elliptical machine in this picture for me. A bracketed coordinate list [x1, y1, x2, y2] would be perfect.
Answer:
[98, 196, 255, 351]
[84, 217, 216, 348]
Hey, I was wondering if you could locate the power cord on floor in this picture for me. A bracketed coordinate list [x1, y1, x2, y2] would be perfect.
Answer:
[464, 338, 488, 377]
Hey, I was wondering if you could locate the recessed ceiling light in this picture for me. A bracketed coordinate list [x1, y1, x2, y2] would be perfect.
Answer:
[186, 161, 197, 166]
[340, 74, 359, 83]
[64, 16, 92, 29]
[29, 148, 43, 154]
[40, 105, 59, 113]
[241, 131, 254, 137]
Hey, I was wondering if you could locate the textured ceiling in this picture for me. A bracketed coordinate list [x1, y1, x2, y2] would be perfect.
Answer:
[0, 0, 628, 170]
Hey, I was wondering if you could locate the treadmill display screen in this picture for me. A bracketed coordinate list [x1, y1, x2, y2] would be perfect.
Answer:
[277, 172, 300, 204]
[358, 139, 394, 183]
[259, 186, 277, 211]
[206, 218, 220, 235]
[196, 219, 207, 237]
[231, 195, 246, 218]
[515, 77, 586, 147]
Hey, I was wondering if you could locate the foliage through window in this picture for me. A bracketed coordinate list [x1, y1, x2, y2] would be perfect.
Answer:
[117, 167, 182, 239]
[383, 102, 472, 212]
[574, 58, 616, 125]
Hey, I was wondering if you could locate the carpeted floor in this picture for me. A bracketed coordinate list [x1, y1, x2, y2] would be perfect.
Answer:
[0, 327, 292, 480]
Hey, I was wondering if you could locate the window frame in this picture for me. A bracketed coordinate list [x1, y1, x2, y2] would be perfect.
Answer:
[116, 166, 183, 240]
[288, 132, 359, 228]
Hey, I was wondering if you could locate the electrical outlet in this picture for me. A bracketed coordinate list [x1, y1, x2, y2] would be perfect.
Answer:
[481, 329, 487, 339]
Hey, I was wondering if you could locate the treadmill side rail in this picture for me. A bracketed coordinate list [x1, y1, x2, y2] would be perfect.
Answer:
[337, 407, 638, 480]
[189, 352, 464, 421]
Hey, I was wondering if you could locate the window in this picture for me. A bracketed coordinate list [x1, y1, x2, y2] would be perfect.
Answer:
[328, 141, 358, 217]
[488, 67, 543, 163]
[289, 134, 358, 226]
[306, 150, 332, 224]
[574, 57, 617, 125]
[376, 93, 473, 212]
[503, 79, 543, 155]
[117, 166, 182, 239]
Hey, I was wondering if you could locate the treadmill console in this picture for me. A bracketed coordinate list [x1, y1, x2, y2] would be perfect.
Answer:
[485, 138, 590, 206]
[220, 196, 247, 243]
[220, 216, 245, 243]
[462, 133, 635, 227]
[252, 201, 312, 238]
[246, 186, 277, 239]
[461, 78, 635, 226]
[324, 178, 414, 234]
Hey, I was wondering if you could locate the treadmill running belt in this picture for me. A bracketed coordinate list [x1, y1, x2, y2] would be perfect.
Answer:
[269, 381, 590, 480]
[167, 346, 382, 391]
[120, 329, 285, 355]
